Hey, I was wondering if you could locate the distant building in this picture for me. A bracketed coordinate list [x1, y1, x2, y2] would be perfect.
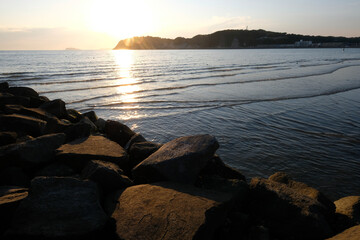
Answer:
[295, 40, 313, 47]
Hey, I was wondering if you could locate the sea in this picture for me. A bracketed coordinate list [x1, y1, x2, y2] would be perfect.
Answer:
[1, 49, 360, 200]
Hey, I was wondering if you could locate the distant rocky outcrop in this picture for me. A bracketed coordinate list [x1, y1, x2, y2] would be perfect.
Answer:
[114, 29, 360, 49]
[0, 81, 359, 239]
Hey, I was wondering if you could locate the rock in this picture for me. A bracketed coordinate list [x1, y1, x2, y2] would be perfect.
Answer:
[249, 177, 333, 240]
[8, 177, 108, 239]
[128, 141, 162, 170]
[199, 155, 246, 181]
[334, 196, 360, 228]
[1, 104, 56, 122]
[29, 95, 49, 108]
[0, 167, 30, 187]
[81, 160, 133, 192]
[0, 114, 46, 137]
[109, 182, 232, 240]
[0, 186, 28, 235]
[83, 111, 98, 124]
[63, 120, 92, 141]
[6, 87, 39, 98]
[196, 175, 249, 211]
[269, 172, 335, 219]
[56, 135, 129, 170]
[132, 134, 219, 184]
[0, 133, 66, 168]
[67, 109, 83, 123]
[0, 93, 30, 107]
[95, 118, 106, 132]
[104, 120, 135, 147]
[80, 116, 98, 133]
[0, 81, 9, 90]
[326, 225, 360, 240]
[39, 99, 67, 119]
[0, 131, 17, 146]
[35, 162, 76, 177]
[124, 133, 147, 150]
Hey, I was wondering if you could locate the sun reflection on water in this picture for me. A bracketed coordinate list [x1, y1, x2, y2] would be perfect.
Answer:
[112, 50, 143, 120]
[112, 50, 140, 103]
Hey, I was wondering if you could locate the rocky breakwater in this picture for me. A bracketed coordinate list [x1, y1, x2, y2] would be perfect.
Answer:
[0, 81, 359, 240]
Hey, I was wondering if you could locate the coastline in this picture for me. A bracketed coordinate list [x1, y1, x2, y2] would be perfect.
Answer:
[0, 82, 359, 239]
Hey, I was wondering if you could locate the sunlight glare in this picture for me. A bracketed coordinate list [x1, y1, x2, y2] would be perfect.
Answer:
[89, 0, 154, 39]
[112, 50, 140, 103]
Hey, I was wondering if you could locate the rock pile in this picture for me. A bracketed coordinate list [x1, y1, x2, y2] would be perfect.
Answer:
[0, 82, 359, 239]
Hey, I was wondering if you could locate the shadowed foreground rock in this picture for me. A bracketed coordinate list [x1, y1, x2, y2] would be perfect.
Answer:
[7, 177, 108, 239]
[110, 182, 232, 240]
[81, 160, 133, 192]
[132, 134, 219, 184]
[249, 177, 333, 240]
[56, 135, 128, 170]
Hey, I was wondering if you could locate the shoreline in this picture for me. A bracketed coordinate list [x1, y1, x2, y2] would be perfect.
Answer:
[0, 82, 359, 239]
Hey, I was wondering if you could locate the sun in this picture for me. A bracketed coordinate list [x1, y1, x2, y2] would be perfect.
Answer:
[89, 0, 154, 39]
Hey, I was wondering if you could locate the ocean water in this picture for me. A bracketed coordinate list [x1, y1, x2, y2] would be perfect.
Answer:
[1, 49, 360, 200]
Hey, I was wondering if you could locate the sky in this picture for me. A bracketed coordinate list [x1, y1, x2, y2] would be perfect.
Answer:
[0, 0, 360, 50]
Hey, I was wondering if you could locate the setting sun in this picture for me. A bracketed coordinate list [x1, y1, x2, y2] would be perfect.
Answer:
[89, 0, 154, 39]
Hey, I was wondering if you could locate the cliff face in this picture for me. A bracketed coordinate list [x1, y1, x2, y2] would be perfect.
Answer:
[113, 29, 360, 50]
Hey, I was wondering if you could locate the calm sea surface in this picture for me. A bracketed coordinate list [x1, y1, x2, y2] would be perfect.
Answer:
[1, 49, 360, 199]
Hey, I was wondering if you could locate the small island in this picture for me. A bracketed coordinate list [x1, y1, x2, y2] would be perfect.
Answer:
[114, 29, 360, 50]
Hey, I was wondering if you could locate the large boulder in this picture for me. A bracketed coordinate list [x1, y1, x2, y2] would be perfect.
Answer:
[132, 134, 219, 184]
[8, 177, 108, 239]
[0, 187, 28, 235]
[56, 135, 129, 170]
[249, 177, 333, 240]
[269, 172, 335, 219]
[109, 182, 232, 240]
[0, 133, 66, 168]
[327, 225, 360, 240]
[39, 99, 68, 119]
[0, 114, 46, 137]
[104, 120, 136, 147]
[81, 160, 133, 192]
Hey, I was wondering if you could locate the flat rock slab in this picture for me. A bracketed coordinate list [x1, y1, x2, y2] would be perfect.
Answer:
[327, 225, 360, 240]
[132, 134, 219, 184]
[56, 135, 128, 169]
[110, 182, 230, 240]
[9, 177, 108, 238]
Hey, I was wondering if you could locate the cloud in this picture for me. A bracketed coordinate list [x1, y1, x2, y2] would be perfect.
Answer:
[0, 27, 117, 50]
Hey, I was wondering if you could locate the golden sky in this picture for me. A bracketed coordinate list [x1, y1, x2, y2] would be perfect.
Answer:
[1, 0, 360, 50]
